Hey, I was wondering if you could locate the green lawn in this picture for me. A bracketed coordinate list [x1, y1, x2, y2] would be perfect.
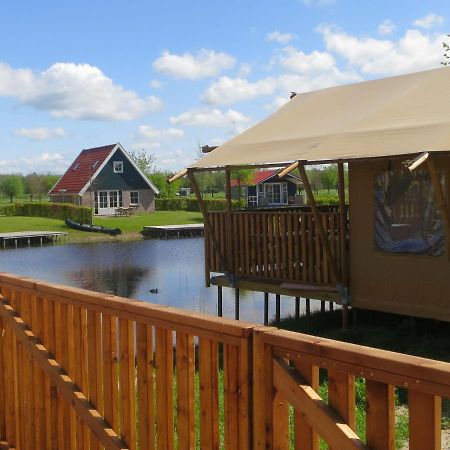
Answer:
[0, 211, 204, 242]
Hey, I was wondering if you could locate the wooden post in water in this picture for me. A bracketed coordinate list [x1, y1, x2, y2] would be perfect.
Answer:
[217, 286, 223, 317]
[305, 298, 311, 316]
[295, 297, 300, 319]
[275, 294, 281, 323]
[264, 293, 269, 325]
[234, 289, 240, 320]
[321, 301, 326, 313]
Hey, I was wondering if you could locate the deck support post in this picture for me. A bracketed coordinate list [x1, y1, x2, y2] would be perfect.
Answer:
[338, 162, 350, 329]
[295, 297, 300, 319]
[321, 301, 326, 313]
[234, 289, 240, 320]
[275, 294, 281, 323]
[305, 298, 311, 316]
[188, 170, 229, 287]
[264, 293, 269, 325]
[217, 286, 223, 317]
[225, 168, 235, 279]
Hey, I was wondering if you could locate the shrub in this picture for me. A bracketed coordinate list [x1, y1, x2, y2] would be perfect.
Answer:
[156, 197, 239, 211]
[0, 203, 92, 223]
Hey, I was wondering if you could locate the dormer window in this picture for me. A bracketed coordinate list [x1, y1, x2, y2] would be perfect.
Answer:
[72, 163, 79, 171]
[92, 160, 99, 169]
[113, 161, 123, 173]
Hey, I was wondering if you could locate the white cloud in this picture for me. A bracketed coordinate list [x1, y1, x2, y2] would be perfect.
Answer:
[238, 63, 252, 77]
[276, 47, 336, 74]
[0, 152, 71, 174]
[414, 13, 444, 29]
[153, 49, 236, 80]
[170, 108, 251, 129]
[13, 127, 66, 141]
[137, 125, 184, 140]
[0, 62, 163, 120]
[266, 31, 296, 44]
[150, 79, 163, 89]
[318, 24, 444, 76]
[378, 20, 395, 36]
[203, 76, 277, 105]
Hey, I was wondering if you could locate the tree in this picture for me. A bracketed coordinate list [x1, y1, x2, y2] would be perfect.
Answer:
[306, 168, 322, 194]
[24, 173, 48, 201]
[319, 166, 338, 193]
[231, 168, 254, 206]
[129, 150, 156, 177]
[150, 171, 180, 198]
[442, 34, 450, 65]
[1, 175, 24, 203]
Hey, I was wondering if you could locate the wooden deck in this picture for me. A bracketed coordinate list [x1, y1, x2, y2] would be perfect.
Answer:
[142, 223, 204, 239]
[0, 272, 449, 449]
[0, 231, 67, 248]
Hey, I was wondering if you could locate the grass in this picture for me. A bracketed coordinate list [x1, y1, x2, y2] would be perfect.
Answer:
[0, 211, 204, 243]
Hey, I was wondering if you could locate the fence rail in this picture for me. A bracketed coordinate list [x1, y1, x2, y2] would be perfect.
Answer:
[0, 273, 449, 449]
[206, 210, 345, 286]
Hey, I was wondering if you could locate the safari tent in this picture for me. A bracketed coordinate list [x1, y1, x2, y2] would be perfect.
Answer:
[171, 66, 450, 324]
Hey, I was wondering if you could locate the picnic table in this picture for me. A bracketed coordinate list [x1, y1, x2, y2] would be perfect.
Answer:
[114, 207, 136, 217]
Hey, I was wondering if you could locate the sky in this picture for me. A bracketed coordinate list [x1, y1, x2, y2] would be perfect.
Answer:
[0, 0, 449, 174]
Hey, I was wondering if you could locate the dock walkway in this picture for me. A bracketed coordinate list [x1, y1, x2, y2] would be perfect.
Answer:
[0, 231, 67, 248]
[142, 223, 204, 239]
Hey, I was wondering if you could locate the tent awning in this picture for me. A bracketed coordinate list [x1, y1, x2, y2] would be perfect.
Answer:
[188, 67, 450, 170]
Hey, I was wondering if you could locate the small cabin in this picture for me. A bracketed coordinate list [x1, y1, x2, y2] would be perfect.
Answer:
[231, 170, 303, 208]
[49, 143, 159, 215]
[171, 67, 450, 324]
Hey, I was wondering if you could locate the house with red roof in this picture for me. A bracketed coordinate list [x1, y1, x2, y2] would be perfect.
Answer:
[49, 143, 159, 215]
[231, 169, 303, 207]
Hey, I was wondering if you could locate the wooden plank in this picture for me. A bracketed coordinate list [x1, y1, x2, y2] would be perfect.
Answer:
[137, 322, 155, 450]
[293, 358, 319, 450]
[223, 344, 239, 450]
[102, 315, 119, 434]
[272, 389, 290, 449]
[253, 328, 275, 450]
[273, 357, 367, 450]
[88, 310, 101, 450]
[365, 380, 395, 450]
[268, 214, 275, 278]
[175, 332, 195, 450]
[198, 338, 219, 449]
[274, 214, 282, 278]
[0, 299, 129, 450]
[155, 327, 174, 450]
[0, 316, 5, 442]
[119, 318, 137, 449]
[337, 163, 347, 285]
[31, 295, 46, 450]
[238, 336, 252, 450]
[409, 390, 441, 450]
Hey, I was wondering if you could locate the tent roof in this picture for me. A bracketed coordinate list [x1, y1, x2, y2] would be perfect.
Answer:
[189, 67, 450, 170]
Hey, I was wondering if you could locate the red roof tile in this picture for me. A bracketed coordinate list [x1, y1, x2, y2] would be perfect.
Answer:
[230, 170, 277, 187]
[49, 144, 116, 195]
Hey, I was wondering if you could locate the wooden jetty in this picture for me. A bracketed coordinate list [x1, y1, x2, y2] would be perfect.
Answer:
[142, 223, 204, 239]
[0, 231, 67, 248]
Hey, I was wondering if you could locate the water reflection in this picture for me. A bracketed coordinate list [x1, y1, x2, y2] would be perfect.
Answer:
[69, 265, 149, 298]
[0, 238, 322, 324]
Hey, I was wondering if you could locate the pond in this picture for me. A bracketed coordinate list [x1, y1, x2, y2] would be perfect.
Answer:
[0, 238, 322, 324]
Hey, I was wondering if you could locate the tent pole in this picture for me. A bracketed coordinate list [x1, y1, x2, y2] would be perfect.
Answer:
[188, 170, 229, 286]
[427, 157, 450, 250]
[297, 163, 340, 284]
[338, 162, 349, 328]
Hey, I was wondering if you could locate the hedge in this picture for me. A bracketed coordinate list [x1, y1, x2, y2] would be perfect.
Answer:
[0, 203, 92, 223]
[156, 197, 240, 211]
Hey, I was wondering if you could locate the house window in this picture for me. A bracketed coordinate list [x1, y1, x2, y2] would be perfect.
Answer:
[113, 161, 123, 173]
[130, 191, 139, 205]
[374, 169, 445, 256]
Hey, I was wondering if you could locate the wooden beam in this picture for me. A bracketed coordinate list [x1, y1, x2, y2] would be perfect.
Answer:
[225, 169, 234, 273]
[188, 170, 229, 282]
[0, 299, 129, 450]
[167, 168, 187, 184]
[273, 357, 367, 450]
[278, 161, 299, 178]
[298, 163, 340, 284]
[427, 157, 450, 247]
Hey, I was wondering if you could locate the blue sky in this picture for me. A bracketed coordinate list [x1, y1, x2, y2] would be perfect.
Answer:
[0, 0, 448, 174]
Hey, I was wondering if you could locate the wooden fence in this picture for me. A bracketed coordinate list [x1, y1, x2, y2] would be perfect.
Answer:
[0, 273, 253, 450]
[206, 210, 344, 286]
[0, 273, 449, 450]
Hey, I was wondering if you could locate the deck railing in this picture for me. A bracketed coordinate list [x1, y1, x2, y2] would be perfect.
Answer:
[206, 210, 345, 286]
[0, 273, 449, 450]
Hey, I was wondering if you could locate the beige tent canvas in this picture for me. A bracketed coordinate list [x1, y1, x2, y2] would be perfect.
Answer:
[188, 67, 450, 170]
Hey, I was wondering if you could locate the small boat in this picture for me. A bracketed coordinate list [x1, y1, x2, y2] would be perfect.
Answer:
[65, 218, 121, 236]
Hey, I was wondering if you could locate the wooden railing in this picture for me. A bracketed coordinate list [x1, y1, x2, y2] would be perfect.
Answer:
[0, 273, 253, 450]
[206, 210, 345, 286]
[0, 273, 449, 450]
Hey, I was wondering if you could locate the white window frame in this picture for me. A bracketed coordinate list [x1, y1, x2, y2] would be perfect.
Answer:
[130, 191, 139, 206]
[113, 161, 123, 173]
